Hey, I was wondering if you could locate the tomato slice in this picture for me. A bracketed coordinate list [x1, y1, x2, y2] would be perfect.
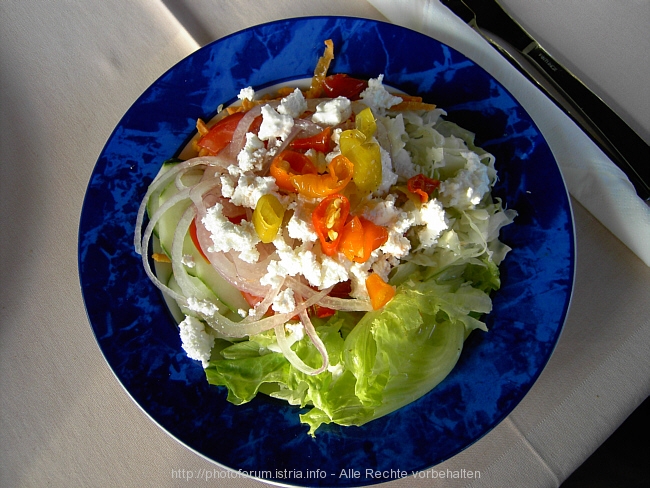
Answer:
[196, 112, 245, 155]
[311, 280, 352, 318]
[189, 218, 210, 263]
[289, 127, 332, 153]
[322, 74, 368, 100]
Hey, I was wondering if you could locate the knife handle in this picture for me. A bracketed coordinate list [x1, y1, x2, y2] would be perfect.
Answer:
[523, 43, 650, 200]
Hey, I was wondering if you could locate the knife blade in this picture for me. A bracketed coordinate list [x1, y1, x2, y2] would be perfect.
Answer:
[440, 0, 650, 202]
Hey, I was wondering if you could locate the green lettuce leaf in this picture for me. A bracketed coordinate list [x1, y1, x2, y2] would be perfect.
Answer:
[205, 278, 490, 436]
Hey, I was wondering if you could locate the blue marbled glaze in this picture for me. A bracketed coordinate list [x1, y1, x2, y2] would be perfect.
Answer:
[78, 17, 574, 487]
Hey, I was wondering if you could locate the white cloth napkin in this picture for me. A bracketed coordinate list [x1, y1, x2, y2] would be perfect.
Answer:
[368, 0, 650, 266]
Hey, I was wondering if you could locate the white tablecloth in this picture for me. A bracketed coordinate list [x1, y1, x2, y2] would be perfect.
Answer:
[1, 1, 649, 487]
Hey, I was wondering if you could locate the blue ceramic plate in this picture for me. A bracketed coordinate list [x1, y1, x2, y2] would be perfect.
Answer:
[79, 16, 574, 486]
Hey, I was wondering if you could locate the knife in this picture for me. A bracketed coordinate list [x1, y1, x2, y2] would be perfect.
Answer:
[440, 0, 650, 202]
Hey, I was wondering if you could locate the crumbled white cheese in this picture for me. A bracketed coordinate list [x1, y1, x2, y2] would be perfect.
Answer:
[202, 203, 261, 263]
[220, 174, 236, 199]
[312, 97, 351, 126]
[286, 198, 318, 243]
[237, 132, 267, 172]
[348, 261, 372, 300]
[179, 315, 215, 368]
[229, 174, 278, 209]
[272, 288, 296, 314]
[261, 232, 310, 288]
[362, 195, 413, 259]
[258, 104, 294, 142]
[238, 86, 255, 101]
[261, 231, 349, 290]
[277, 88, 308, 118]
[318, 255, 349, 289]
[438, 152, 490, 209]
[360, 75, 402, 112]
[411, 198, 448, 249]
[186, 297, 220, 317]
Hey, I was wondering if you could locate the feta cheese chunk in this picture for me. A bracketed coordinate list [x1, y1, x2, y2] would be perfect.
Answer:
[363, 194, 413, 259]
[237, 132, 267, 172]
[438, 152, 491, 209]
[360, 75, 402, 112]
[272, 288, 296, 314]
[277, 88, 308, 118]
[202, 203, 261, 263]
[258, 104, 294, 141]
[238, 86, 256, 101]
[412, 198, 448, 249]
[286, 198, 318, 243]
[229, 174, 278, 209]
[312, 96, 352, 126]
[186, 297, 220, 317]
[261, 231, 349, 290]
[179, 315, 215, 368]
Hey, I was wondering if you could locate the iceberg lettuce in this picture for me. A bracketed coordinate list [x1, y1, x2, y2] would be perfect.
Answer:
[205, 278, 491, 435]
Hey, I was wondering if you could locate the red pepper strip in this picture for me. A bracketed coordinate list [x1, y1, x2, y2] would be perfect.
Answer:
[269, 150, 318, 192]
[312, 194, 350, 256]
[366, 273, 396, 310]
[340, 216, 389, 263]
[406, 174, 441, 203]
[196, 112, 245, 155]
[291, 154, 354, 198]
[289, 127, 332, 153]
[322, 74, 369, 101]
[189, 218, 210, 263]
[312, 280, 352, 318]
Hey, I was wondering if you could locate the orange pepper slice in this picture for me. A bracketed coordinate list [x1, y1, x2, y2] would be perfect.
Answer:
[406, 174, 440, 203]
[269, 150, 318, 193]
[291, 154, 354, 198]
[306, 39, 335, 99]
[340, 216, 388, 263]
[366, 274, 396, 310]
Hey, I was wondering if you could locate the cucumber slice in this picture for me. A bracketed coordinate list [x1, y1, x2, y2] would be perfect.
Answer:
[187, 243, 250, 315]
[146, 159, 184, 221]
[156, 169, 203, 255]
[147, 161, 251, 316]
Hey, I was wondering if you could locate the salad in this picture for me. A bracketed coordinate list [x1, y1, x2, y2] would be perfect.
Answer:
[134, 40, 516, 436]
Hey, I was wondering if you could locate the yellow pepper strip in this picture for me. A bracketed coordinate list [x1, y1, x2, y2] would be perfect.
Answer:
[252, 194, 285, 243]
[306, 39, 335, 99]
[355, 107, 377, 139]
[339, 129, 382, 193]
